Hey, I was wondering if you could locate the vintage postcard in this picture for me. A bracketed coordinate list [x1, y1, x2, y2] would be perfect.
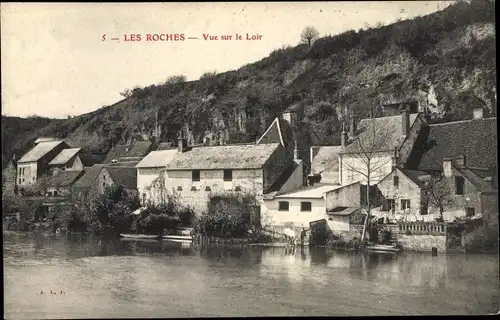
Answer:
[2, 1, 498, 318]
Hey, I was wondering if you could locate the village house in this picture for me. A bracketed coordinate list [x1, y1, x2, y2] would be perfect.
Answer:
[338, 109, 425, 186]
[136, 149, 178, 205]
[261, 181, 360, 233]
[98, 166, 138, 196]
[374, 107, 497, 224]
[45, 170, 85, 197]
[309, 145, 342, 184]
[16, 139, 70, 190]
[156, 110, 299, 215]
[71, 165, 105, 197]
[102, 140, 154, 166]
[47, 148, 86, 175]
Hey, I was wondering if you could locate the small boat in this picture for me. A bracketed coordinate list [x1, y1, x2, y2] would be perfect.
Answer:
[364, 244, 402, 253]
[120, 234, 161, 240]
[162, 235, 193, 242]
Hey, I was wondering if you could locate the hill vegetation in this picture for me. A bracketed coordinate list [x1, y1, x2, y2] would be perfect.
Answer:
[2, 0, 495, 169]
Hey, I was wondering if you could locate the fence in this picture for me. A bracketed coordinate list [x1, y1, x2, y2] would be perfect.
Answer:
[397, 221, 446, 235]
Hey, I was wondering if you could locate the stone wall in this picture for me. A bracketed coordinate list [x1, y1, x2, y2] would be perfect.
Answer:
[398, 234, 447, 252]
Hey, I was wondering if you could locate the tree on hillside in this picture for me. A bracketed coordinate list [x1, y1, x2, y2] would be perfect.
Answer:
[341, 120, 396, 241]
[300, 26, 320, 48]
[165, 75, 187, 85]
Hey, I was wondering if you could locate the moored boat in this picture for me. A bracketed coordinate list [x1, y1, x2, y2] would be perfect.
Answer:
[120, 234, 161, 240]
[162, 235, 193, 242]
[364, 244, 402, 253]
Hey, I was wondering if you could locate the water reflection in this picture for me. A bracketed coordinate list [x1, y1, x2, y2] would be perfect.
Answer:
[3, 232, 500, 317]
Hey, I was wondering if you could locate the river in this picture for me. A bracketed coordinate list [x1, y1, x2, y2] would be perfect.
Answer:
[3, 231, 499, 318]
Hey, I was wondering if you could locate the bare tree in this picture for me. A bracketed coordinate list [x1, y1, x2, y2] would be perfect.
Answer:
[341, 119, 396, 241]
[423, 175, 456, 221]
[300, 26, 320, 48]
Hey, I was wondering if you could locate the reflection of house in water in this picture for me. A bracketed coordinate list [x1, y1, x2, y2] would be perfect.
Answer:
[259, 248, 314, 284]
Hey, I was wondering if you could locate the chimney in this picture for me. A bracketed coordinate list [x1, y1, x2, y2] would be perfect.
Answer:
[443, 158, 453, 178]
[455, 155, 466, 168]
[293, 140, 299, 160]
[177, 137, 188, 153]
[473, 107, 483, 119]
[402, 107, 410, 137]
[341, 122, 348, 147]
[282, 110, 297, 131]
[391, 147, 398, 170]
[349, 115, 355, 138]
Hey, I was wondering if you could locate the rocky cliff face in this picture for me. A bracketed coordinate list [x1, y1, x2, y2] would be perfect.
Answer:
[2, 1, 495, 168]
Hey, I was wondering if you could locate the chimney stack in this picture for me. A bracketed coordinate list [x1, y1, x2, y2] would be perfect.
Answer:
[443, 158, 453, 178]
[455, 155, 466, 168]
[349, 115, 355, 138]
[391, 147, 398, 170]
[341, 122, 348, 147]
[473, 107, 483, 119]
[402, 107, 410, 137]
[282, 110, 297, 131]
[177, 132, 188, 153]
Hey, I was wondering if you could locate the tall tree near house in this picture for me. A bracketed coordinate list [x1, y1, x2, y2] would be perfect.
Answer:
[341, 120, 396, 241]
[300, 26, 320, 48]
[423, 175, 456, 221]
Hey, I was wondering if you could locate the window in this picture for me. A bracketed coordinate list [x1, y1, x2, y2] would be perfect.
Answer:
[278, 201, 289, 211]
[301, 201, 312, 212]
[466, 207, 475, 217]
[192, 170, 200, 182]
[401, 199, 411, 210]
[455, 176, 465, 195]
[223, 169, 233, 181]
[393, 176, 399, 187]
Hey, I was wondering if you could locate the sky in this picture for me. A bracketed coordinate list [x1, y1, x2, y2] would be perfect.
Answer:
[1, 1, 454, 119]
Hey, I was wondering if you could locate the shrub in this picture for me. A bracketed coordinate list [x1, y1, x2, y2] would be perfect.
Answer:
[195, 193, 258, 238]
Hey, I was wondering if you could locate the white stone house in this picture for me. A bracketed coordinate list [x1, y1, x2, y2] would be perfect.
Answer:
[136, 149, 178, 206]
[261, 181, 360, 233]
[47, 148, 85, 175]
[338, 110, 425, 186]
[16, 140, 70, 189]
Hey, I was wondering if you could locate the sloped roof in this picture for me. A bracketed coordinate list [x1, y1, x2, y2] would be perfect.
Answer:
[47, 170, 84, 187]
[18, 141, 67, 163]
[166, 143, 280, 170]
[257, 117, 294, 149]
[274, 184, 349, 199]
[410, 118, 497, 171]
[48, 148, 82, 166]
[454, 167, 496, 193]
[136, 150, 178, 168]
[102, 141, 152, 164]
[400, 169, 431, 189]
[72, 165, 105, 189]
[340, 113, 419, 154]
[327, 206, 359, 216]
[311, 146, 341, 174]
[265, 160, 301, 194]
[104, 166, 137, 189]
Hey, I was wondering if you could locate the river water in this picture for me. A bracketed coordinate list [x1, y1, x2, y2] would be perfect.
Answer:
[3, 231, 499, 318]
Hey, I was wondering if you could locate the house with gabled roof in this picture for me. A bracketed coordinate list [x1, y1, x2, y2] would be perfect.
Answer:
[16, 139, 70, 188]
[158, 110, 303, 216]
[338, 109, 425, 186]
[374, 109, 497, 224]
[98, 166, 138, 196]
[102, 140, 153, 166]
[136, 149, 178, 205]
[46, 170, 85, 197]
[310, 145, 342, 185]
[47, 148, 86, 175]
